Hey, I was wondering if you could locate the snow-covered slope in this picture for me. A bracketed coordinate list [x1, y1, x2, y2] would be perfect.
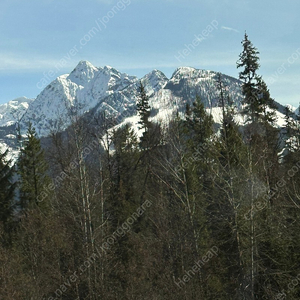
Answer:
[20, 61, 138, 136]
[165, 67, 243, 108]
[0, 97, 34, 127]
[1, 62, 245, 139]
[0, 61, 293, 162]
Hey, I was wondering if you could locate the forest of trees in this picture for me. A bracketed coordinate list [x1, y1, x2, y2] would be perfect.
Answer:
[1, 34, 300, 300]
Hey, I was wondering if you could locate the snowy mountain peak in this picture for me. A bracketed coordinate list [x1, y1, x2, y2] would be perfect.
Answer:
[146, 69, 168, 81]
[171, 66, 197, 77]
[67, 60, 99, 86]
[14, 62, 140, 136]
[0, 61, 289, 164]
[171, 66, 215, 80]
[141, 70, 168, 95]
[74, 60, 97, 71]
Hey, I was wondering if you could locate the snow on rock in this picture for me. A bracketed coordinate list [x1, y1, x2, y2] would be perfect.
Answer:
[20, 61, 138, 136]
[67, 60, 99, 86]
[0, 61, 291, 160]
[0, 97, 34, 127]
[142, 70, 168, 96]
[0, 141, 19, 164]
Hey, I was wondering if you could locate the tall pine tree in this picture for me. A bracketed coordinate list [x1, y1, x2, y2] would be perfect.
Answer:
[237, 32, 261, 123]
[136, 81, 152, 150]
[17, 123, 50, 210]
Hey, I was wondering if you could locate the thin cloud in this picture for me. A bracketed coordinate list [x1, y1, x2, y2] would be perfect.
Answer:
[0, 53, 75, 72]
[221, 26, 239, 33]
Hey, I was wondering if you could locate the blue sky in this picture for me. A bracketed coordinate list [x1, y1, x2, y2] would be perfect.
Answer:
[0, 0, 299, 106]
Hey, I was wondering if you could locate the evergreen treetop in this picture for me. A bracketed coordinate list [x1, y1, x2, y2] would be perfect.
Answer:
[237, 33, 261, 122]
[137, 81, 151, 131]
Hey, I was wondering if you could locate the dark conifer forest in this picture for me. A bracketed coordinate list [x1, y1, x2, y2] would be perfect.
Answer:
[1, 34, 300, 300]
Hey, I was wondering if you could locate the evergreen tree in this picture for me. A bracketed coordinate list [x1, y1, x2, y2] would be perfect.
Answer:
[256, 77, 277, 125]
[0, 149, 15, 245]
[184, 95, 214, 151]
[136, 81, 163, 150]
[136, 81, 162, 208]
[137, 82, 151, 129]
[17, 123, 50, 210]
[183, 96, 214, 207]
[212, 75, 249, 297]
[110, 124, 140, 229]
[237, 35, 283, 299]
[136, 81, 151, 149]
[237, 32, 261, 123]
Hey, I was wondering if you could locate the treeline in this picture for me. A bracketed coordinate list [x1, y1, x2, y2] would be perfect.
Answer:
[1, 34, 300, 300]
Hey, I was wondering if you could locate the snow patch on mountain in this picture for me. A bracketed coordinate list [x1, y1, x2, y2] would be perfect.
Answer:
[67, 60, 99, 86]
[0, 97, 34, 127]
[0, 61, 291, 164]
[20, 61, 139, 136]
[0, 141, 19, 164]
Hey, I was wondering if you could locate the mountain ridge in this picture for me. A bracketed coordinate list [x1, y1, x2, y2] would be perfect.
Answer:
[0, 60, 292, 161]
